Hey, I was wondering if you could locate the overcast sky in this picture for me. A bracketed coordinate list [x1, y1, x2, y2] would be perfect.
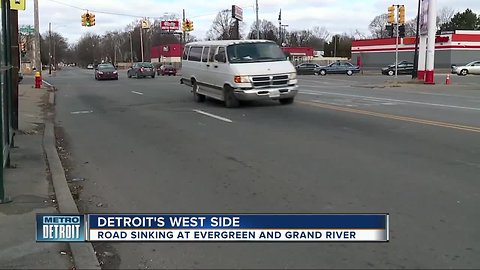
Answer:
[18, 0, 480, 44]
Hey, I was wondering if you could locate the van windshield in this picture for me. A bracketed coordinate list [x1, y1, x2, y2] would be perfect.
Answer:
[227, 43, 287, 63]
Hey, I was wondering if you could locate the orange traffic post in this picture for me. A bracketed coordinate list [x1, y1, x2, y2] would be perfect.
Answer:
[445, 74, 451, 85]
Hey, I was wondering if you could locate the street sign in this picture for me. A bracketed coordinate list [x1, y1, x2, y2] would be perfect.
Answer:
[10, 0, 26, 10]
[161, 20, 180, 31]
[232, 5, 243, 21]
[141, 20, 150, 29]
[19, 25, 35, 34]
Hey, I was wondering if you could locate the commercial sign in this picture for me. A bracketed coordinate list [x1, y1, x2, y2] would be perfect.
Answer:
[232, 5, 243, 21]
[420, 0, 429, 35]
[161, 20, 180, 31]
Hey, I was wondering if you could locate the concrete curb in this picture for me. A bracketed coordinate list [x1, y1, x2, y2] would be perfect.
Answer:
[44, 87, 101, 270]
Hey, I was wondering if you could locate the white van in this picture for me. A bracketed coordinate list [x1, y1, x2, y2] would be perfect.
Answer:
[180, 40, 298, 107]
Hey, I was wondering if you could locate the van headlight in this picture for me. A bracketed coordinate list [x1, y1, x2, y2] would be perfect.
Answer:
[289, 72, 297, 79]
[234, 75, 250, 83]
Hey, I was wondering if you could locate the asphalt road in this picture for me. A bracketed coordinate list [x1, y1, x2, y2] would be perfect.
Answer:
[46, 67, 480, 269]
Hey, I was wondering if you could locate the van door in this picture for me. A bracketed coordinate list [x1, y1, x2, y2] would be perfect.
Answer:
[210, 46, 229, 100]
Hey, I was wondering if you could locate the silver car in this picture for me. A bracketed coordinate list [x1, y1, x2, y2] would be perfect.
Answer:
[451, 61, 480, 76]
[127, 62, 156, 79]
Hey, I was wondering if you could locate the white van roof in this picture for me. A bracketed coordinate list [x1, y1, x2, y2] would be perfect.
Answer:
[185, 39, 276, 47]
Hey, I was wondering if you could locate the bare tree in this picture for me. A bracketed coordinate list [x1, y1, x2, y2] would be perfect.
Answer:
[312, 26, 330, 41]
[247, 19, 279, 42]
[369, 14, 389, 38]
[437, 6, 456, 28]
[206, 9, 244, 40]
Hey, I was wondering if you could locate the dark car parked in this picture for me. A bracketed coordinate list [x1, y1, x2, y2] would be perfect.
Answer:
[381, 60, 414, 76]
[295, 63, 321, 75]
[127, 62, 156, 79]
[158, 64, 177, 76]
[95, 63, 118, 80]
[314, 62, 360, 76]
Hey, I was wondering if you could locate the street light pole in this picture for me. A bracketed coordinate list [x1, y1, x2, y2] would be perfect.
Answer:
[255, 0, 260, 39]
[412, 0, 421, 79]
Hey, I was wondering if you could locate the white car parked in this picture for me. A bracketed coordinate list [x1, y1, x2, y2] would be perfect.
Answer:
[451, 61, 480, 76]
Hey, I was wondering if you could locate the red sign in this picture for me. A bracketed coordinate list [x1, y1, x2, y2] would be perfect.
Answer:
[161, 20, 180, 31]
[232, 5, 243, 21]
[435, 36, 449, 43]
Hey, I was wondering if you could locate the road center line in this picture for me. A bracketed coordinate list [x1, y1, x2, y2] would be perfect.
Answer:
[299, 100, 480, 133]
[299, 90, 480, 111]
[131, 91, 144, 95]
[193, 109, 233, 123]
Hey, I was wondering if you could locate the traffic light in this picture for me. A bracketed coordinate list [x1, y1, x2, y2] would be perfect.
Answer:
[387, 5, 395, 24]
[20, 42, 26, 52]
[182, 20, 187, 32]
[189, 20, 194, 31]
[90, 13, 96, 26]
[399, 24, 405, 38]
[386, 24, 394, 38]
[85, 12, 91, 27]
[399, 5, 405, 24]
[81, 13, 87, 26]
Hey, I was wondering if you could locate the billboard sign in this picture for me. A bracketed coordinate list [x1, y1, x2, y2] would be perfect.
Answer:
[232, 5, 243, 21]
[161, 20, 180, 31]
[420, 0, 429, 35]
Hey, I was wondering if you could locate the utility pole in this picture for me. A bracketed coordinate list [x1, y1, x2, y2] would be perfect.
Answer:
[278, 9, 282, 45]
[140, 20, 144, 62]
[129, 32, 133, 64]
[182, 9, 185, 44]
[33, 0, 41, 72]
[395, 5, 399, 79]
[255, 0, 259, 39]
[334, 36, 337, 57]
[48, 23, 52, 75]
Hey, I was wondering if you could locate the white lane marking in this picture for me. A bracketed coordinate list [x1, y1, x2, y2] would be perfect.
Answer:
[299, 82, 480, 99]
[70, 110, 93, 114]
[131, 91, 144, 95]
[42, 80, 53, 87]
[193, 109, 233, 123]
[299, 90, 480, 111]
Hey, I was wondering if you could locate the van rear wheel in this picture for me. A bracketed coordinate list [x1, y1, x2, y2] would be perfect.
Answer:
[193, 82, 205, 102]
[224, 85, 240, 108]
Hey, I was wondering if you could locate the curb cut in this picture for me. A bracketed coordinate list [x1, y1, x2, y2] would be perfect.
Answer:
[43, 85, 101, 270]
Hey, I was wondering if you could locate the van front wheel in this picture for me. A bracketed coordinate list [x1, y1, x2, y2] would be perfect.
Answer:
[224, 86, 240, 108]
[193, 82, 205, 103]
[279, 97, 294, 105]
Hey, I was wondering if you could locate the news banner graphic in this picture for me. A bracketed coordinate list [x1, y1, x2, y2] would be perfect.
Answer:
[36, 214, 389, 242]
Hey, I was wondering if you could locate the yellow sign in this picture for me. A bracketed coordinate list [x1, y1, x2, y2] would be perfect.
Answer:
[10, 0, 26, 10]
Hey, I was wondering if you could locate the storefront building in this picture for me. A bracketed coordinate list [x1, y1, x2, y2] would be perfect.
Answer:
[351, 30, 480, 68]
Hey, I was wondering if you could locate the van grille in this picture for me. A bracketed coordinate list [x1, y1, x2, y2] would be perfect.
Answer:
[251, 74, 289, 88]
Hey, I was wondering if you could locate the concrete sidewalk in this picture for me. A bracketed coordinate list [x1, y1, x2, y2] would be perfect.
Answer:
[0, 83, 73, 269]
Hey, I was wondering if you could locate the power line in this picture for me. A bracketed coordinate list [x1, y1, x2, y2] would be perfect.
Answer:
[47, 0, 254, 21]
[46, 0, 148, 18]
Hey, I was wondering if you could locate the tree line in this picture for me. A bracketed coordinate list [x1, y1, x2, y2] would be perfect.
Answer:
[48, 6, 475, 65]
